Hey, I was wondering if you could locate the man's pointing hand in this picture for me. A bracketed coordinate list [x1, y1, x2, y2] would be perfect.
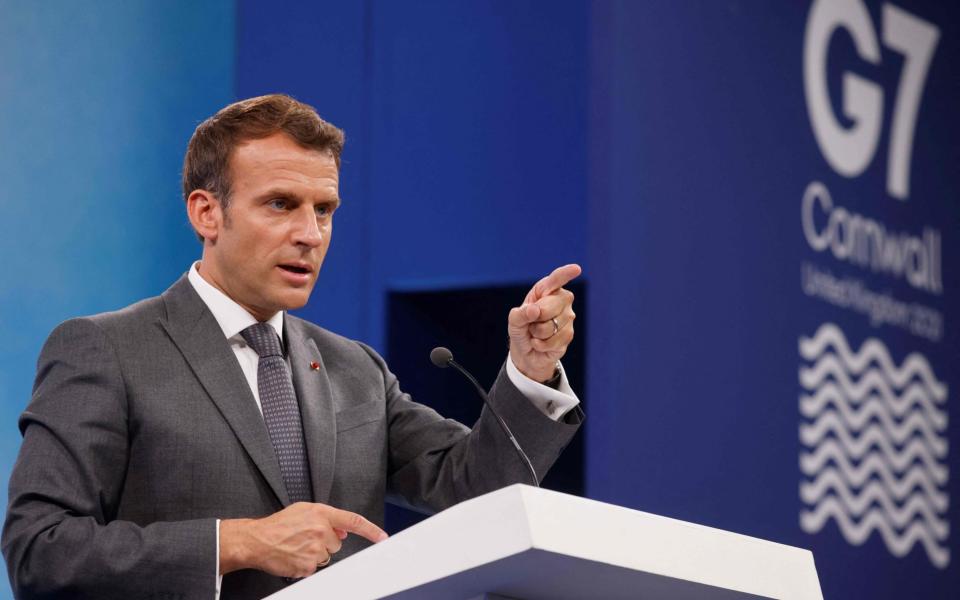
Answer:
[219, 502, 388, 579]
[508, 264, 581, 382]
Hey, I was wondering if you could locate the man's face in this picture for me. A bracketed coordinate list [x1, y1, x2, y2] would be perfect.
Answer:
[200, 132, 340, 321]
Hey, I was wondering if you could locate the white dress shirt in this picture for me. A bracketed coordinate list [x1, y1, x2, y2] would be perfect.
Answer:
[186, 262, 580, 597]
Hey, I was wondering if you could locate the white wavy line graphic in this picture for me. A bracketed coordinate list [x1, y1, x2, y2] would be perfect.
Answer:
[800, 463, 948, 511]
[800, 324, 947, 397]
[801, 498, 950, 568]
[800, 358, 947, 403]
[800, 421, 947, 464]
[798, 324, 950, 569]
[800, 411, 948, 457]
[800, 383, 947, 430]
[801, 440, 948, 484]
[801, 471, 949, 526]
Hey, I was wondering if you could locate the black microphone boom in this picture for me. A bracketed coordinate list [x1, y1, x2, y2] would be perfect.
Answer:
[429, 346, 539, 488]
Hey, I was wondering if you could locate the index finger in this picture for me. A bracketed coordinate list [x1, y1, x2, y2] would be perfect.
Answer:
[529, 264, 582, 301]
[326, 507, 389, 543]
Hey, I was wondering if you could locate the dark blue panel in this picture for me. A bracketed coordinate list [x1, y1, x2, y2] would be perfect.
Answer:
[237, 0, 589, 350]
[588, 1, 959, 598]
[237, 0, 372, 340]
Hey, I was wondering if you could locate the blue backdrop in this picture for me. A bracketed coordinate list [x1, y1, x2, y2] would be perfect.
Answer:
[1, 1, 957, 598]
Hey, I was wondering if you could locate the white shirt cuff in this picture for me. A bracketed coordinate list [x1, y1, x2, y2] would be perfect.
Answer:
[506, 353, 580, 420]
[215, 519, 222, 600]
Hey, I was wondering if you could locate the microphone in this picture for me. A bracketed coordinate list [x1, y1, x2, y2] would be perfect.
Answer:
[430, 346, 539, 488]
[429, 347, 454, 368]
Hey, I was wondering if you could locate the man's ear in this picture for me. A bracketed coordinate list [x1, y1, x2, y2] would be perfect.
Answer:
[186, 190, 223, 242]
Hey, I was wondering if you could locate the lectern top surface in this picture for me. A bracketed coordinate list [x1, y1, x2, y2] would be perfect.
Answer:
[270, 485, 822, 600]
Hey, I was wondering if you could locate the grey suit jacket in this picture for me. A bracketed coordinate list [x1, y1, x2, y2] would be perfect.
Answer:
[2, 275, 582, 599]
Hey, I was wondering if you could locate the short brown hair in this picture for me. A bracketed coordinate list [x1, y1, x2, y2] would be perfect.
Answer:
[182, 94, 345, 208]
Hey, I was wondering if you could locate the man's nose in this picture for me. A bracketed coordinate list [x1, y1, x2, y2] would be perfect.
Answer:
[292, 206, 323, 247]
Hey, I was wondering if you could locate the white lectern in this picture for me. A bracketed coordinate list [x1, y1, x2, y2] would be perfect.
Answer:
[269, 485, 823, 600]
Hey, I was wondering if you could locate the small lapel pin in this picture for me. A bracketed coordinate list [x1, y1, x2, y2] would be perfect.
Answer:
[310, 361, 320, 371]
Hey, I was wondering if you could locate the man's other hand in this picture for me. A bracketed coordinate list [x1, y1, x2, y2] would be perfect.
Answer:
[508, 264, 581, 382]
[219, 503, 389, 579]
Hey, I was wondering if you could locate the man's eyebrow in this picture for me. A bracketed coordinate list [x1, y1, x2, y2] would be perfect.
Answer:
[257, 189, 341, 207]
[257, 188, 300, 200]
[315, 196, 343, 210]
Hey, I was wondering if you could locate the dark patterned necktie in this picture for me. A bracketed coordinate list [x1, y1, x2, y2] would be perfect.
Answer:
[241, 323, 313, 503]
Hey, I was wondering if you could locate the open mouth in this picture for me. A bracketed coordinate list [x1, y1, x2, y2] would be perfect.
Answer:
[278, 264, 311, 275]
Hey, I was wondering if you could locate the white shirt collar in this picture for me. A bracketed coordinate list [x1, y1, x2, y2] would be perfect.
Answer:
[187, 261, 285, 343]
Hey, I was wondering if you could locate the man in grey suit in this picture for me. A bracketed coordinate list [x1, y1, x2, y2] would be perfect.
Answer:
[2, 95, 582, 599]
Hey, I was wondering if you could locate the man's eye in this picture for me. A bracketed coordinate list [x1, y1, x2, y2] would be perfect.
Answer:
[269, 199, 288, 210]
[315, 205, 331, 217]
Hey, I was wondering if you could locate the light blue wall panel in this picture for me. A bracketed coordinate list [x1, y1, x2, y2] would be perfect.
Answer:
[0, 2, 234, 596]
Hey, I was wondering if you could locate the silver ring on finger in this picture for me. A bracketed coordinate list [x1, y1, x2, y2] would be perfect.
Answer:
[551, 317, 560, 336]
[317, 556, 331, 568]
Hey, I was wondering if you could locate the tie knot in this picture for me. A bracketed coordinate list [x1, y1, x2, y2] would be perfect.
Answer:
[241, 323, 283, 358]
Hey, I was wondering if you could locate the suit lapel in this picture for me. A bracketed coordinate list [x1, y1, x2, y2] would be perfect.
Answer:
[159, 275, 290, 507]
[286, 316, 338, 505]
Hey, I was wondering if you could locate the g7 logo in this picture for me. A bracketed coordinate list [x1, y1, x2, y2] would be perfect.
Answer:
[804, 0, 939, 200]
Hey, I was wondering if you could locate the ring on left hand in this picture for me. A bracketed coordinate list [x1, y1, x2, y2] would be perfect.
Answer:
[551, 317, 560, 336]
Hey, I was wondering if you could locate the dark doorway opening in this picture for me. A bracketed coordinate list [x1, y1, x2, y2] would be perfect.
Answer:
[384, 281, 586, 533]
